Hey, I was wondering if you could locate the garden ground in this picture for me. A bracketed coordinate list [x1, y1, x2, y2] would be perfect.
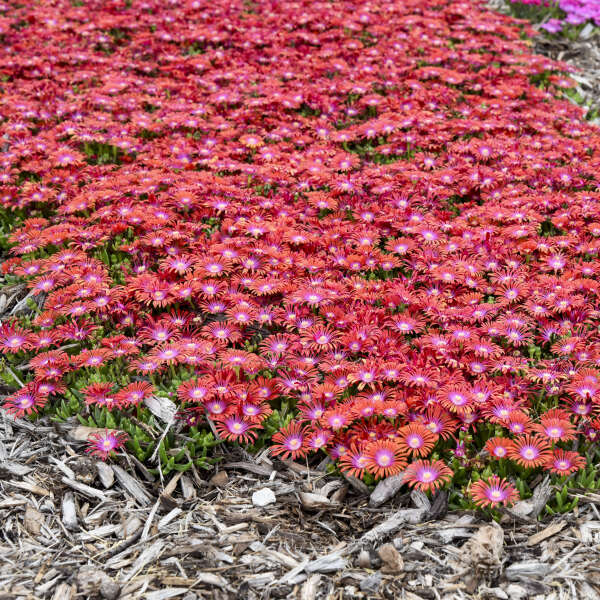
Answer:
[4, 0, 600, 597]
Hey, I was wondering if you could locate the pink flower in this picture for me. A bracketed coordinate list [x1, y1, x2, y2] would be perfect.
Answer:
[86, 430, 128, 460]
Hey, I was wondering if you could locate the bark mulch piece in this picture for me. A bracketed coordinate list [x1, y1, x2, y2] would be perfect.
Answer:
[2, 411, 600, 600]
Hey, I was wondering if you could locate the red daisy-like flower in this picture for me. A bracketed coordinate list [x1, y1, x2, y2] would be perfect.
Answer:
[83, 382, 119, 409]
[300, 325, 341, 353]
[533, 409, 576, 442]
[404, 459, 453, 492]
[4, 383, 48, 417]
[0, 322, 32, 354]
[86, 429, 128, 460]
[484, 437, 515, 459]
[338, 445, 369, 479]
[271, 422, 309, 460]
[365, 440, 408, 478]
[544, 449, 586, 475]
[469, 476, 519, 508]
[397, 423, 437, 457]
[214, 415, 258, 444]
[507, 435, 551, 468]
[115, 382, 153, 407]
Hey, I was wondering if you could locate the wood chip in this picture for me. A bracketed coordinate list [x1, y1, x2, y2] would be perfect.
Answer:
[144, 395, 177, 423]
[145, 589, 188, 600]
[162, 472, 183, 497]
[222, 461, 274, 477]
[123, 539, 165, 581]
[300, 574, 321, 600]
[193, 572, 228, 588]
[180, 475, 196, 500]
[209, 470, 229, 487]
[51, 583, 75, 600]
[62, 492, 78, 531]
[78, 524, 121, 541]
[96, 462, 114, 489]
[304, 552, 347, 574]
[117, 516, 143, 539]
[112, 465, 152, 505]
[158, 507, 182, 531]
[377, 543, 404, 573]
[7, 480, 51, 497]
[24, 504, 43, 536]
[511, 477, 551, 519]
[299, 492, 333, 510]
[0, 497, 28, 509]
[48, 456, 76, 479]
[369, 472, 405, 507]
[351, 507, 426, 551]
[505, 560, 550, 580]
[527, 520, 567, 546]
[342, 472, 370, 495]
[61, 476, 107, 501]
[141, 500, 160, 541]
[0, 460, 33, 477]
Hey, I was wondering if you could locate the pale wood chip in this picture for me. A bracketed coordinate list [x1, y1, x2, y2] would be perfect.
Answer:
[527, 521, 567, 546]
[48, 456, 76, 479]
[0, 460, 33, 477]
[300, 574, 321, 600]
[180, 475, 196, 500]
[62, 492, 78, 531]
[192, 572, 228, 588]
[123, 539, 165, 581]
[145, 588, 188, 600]
[51, 583, 75, 600]
[24, 504, 43, 536]
[112, 465, 152, 505]
[61, 476, 107, 501]
[96, 462, 114, 489]
[7, 480, 51, 497]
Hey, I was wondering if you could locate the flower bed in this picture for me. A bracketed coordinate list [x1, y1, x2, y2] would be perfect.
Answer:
[2, 0, 600, 512]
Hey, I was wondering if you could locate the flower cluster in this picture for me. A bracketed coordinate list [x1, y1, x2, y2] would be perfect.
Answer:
[1, 0, 599, 508]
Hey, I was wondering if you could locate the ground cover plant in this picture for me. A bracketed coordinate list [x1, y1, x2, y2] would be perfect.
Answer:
[2, 0, 600, 515]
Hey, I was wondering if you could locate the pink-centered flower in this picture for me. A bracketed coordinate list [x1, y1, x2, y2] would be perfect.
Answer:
[469, 476, 519, 508]
[86, 430, 128, 460]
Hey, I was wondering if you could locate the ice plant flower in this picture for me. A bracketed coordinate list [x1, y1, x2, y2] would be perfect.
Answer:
[0, 323, 31, 354]
[214, 416, 257, 444]
[365, 440, 408, 478]
[3, 384, 47, 417]
[86, 430, 128, 460]
[404, 459, 453, 492]
[545, 449, 586, 475]
[508, 435, 552, 468]
[469, 476, 519, 508]
[398, 423, 437, 457]
[338, 445, 369, 478]
[485, 437, 515, 459]
[271, 423, 309, 460]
